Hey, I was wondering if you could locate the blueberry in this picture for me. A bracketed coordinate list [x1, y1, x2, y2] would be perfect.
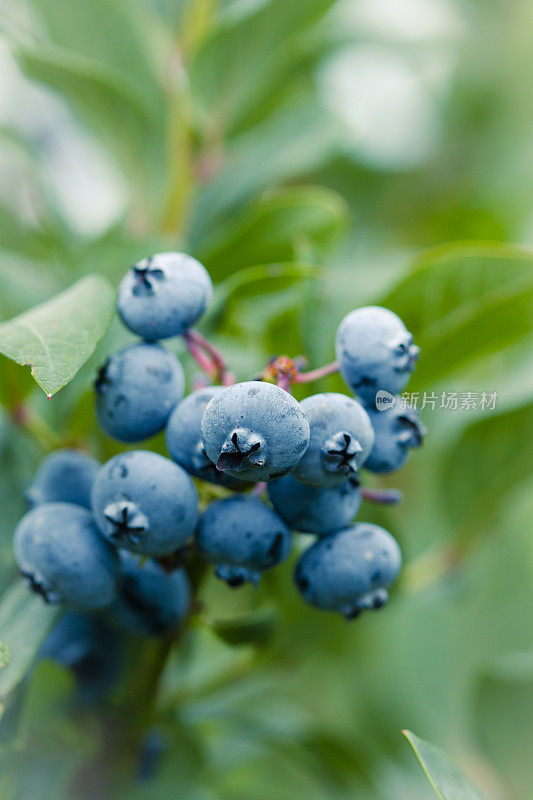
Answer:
[292, 393, 374, 487]
[26, 449, 99, 509]
[268, 474, 361, 535]
[95, 342, 184, 443]
[294, 523, 402, 619]
[335, 306, 419, 403]
[106, 551, 190, 636]
[196, 496, 292, 586]
[201, 381, 310, 482]
[91, 451, 199, 557]
[14, 503, 121, 609]
[364, 402, 426, 473]
[117, 252, 213, 340]
[40, 612, 120, 705]
[166, 387, 247, 490]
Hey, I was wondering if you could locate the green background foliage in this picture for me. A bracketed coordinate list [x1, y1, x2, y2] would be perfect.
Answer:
[0, 0, 532, 797]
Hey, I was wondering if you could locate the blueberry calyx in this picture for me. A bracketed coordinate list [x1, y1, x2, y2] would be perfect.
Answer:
[132, 259, 165, 295]
[215, 563, 261, 587]
[397, 412, 427, 448]
[321, 431, 362, 476]
[20, 570, 59, 604]
[216, 428, 266, 472]
[103, 501, 149, 545]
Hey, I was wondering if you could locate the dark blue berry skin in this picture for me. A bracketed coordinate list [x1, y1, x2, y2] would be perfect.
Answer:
[364, 402, 426, 473]
[117, 252, 213, 340]
[268, 474, 361, 535]
[335, 306, 419, 404]
[201, 381, 310, 482]
[292, 393, 374, 488]
[166, 387, 246, 490]
[14, 503, 121, 609]
[91, 451, 199, 557]
[26, 449, 99, 509]
[40, 612, 120, 706]
[294, 523, 402, 619]
[196, 496, 292, 587]
[95, 342, 184, 443]
[106, 552, 190, 637]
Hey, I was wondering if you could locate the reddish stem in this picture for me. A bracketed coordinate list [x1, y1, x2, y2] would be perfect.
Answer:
[183, 334, 216, 376]
[276, 372, 292, 393]
[361, 487, 402, 505]
[293, 360, 340, 384]
[183, 329, 234, 386]
[186, 329, 226, 375]
[252, 481, 267, 496]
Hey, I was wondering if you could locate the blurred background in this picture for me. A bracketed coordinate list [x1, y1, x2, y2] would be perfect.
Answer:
[0, 0, 532, 798]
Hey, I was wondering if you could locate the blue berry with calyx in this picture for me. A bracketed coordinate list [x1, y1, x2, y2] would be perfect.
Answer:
[91, 451, 198, 557]
[166, 387, 247, 489]
[292, 393, 374, 488]
[106, 551, 190, 636]
[14, 502, 121, 609]
[117, 252, 213, 340]
[364, 402, 426, 473]
[268, 473, 361, 535]
[95, 342, 184, 443]
[201, 381, 310, 482]
[40, 612, 120, 705]
[335, 306, 419, 403]
[294, 523, 402, 619]
[26, 448, 99, 509]
[196, 496, 291, 587]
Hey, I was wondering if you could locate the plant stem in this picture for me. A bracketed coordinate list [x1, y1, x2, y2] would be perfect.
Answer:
[361, 487, 402, 505]
[292, 360, 340, 384]
[183, 329, 234, 385]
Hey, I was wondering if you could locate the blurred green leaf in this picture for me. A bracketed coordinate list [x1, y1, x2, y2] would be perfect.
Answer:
[403, 731, 487, 800]
[0, 582, 58, 701]
[211, 604, 278, 648]
[442, 402, 533, 538]
[189, 0, 339, 133]
[475, 651, 533, 799]
[0, 274, 115, 396]
[198, 187, 348, 280]
[0, 642, 9, 670]
[189, 104, 339, 241]
[15, 42, 164, 188]
[379, 243, 533, 388]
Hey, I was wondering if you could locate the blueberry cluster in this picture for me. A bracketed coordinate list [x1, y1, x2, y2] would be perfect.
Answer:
[13, 252, 426, 658]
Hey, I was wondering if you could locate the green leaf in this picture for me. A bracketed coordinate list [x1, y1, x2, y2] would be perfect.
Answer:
[403, 731, 487, 800]
[0, 274, 115, 396]
[378, 242, 533, 388]
[198, 187, 348, 281]
[189, 104, 339, 241]
[442, 402, 533, 538]
[189, 0, 339, 133]
[15, 43, 164, 189]
[475, 651, 533, 799]
[0, 582, 59, 701]
[0, 642, 9, 670]
[211, 604, 279, 647]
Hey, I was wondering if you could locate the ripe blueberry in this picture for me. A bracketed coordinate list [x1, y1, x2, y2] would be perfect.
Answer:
[95, 342, 184, 443]
[40, 612, 120, 705]
[106, 551, 190, 636]
[26, 448, 99, 509]
[201, 381, 310, 482]
[196, 496, 291, 586]
[364, 402, 426, 473]
[268, 474, 361, 535]
[166, 387, 247, 489]
[292, 393, 374, 487]
[91, 451, 199, 557]
[14, 502, 121, 609]
[117, 252, 213, 340]
[335, 306, 419, 403]
[294, 523, 402, 619]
